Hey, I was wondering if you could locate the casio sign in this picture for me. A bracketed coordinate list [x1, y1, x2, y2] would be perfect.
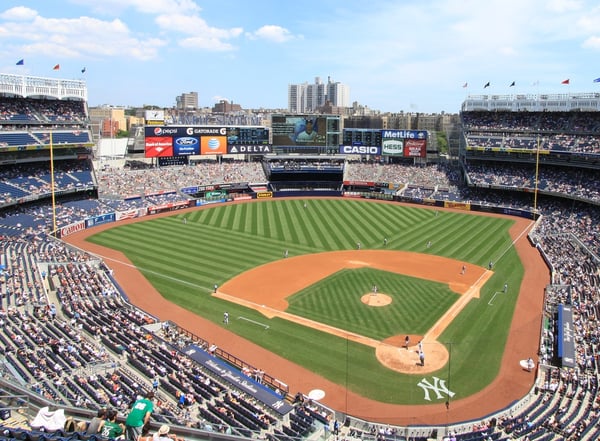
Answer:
[341, 145, 379, 154]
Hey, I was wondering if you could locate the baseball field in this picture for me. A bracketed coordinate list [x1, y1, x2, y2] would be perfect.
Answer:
[68, 198, 547, 424]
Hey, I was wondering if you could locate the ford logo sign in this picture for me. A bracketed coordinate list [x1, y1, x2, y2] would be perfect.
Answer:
[207, 138, 220, 150]
[175, 137, 198, 146]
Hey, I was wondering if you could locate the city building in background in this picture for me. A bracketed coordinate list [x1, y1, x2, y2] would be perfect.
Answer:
[288, 76, 349, 113]
[176, 91, 199, 110]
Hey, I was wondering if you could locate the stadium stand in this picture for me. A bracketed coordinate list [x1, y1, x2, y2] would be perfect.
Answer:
[1, 87, 600, 441]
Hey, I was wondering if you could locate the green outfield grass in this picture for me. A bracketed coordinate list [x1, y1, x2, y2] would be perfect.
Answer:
[87, 198, 525, 405]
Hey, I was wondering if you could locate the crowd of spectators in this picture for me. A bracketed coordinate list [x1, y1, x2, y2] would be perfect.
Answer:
[344, 162, 461, 190]
[0, 234, 319, 440]
[0, 126, 598, 440]
[462, 111, 600, 154]
[0, 97, 86, 124]
[465, 162, 600, 204]
[96, 160, 266, 200]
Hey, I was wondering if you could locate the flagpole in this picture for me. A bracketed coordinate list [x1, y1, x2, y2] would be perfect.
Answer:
[533, 135, 541, 213]
[49, 131, 57, 236]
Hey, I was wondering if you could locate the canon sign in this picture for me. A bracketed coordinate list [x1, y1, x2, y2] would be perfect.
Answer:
[60, 221, 86, 237]
[340, 145, 381, 155]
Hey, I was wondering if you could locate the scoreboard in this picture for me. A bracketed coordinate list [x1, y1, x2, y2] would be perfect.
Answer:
[144, 125, 271, 157]
[342, 129, 382, 147]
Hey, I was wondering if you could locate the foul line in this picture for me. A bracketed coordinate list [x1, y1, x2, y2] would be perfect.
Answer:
[82, 251, 212, 292]
[238, 316, 270, 329]
[492, 220, 534, 267]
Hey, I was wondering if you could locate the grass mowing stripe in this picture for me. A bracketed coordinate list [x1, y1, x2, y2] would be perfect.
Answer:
[312, 200, 355, 250]
[87, 199, 524, 404]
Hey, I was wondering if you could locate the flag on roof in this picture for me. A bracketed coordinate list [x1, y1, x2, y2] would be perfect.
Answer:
[53, 64, 60, 70]
[593, 78, 600, 83]
[462, 82, 468, 88]
[484, 82, 490, 88]
[561, 79, 570, 85]
[509, 81, 515, 87]
[16, 59, 24, 66]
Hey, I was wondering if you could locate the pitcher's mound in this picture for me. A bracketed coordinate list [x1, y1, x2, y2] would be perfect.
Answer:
[361, 293, 392, 306]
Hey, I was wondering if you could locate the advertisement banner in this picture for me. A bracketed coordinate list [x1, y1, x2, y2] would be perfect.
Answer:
[233, 195, 253, 201]
[59, 220, 86, 238]
[339, 145, 381, 155]
[183, 344, 293, 415]
[343, 180, 376, 187]
[256, 191, 273, 198]
[444, 201, 471, 211]
[147, 201, 190, 214]
[116, 209, 141, 221]
[558, 304, 575, 368]
[145, 137, 173, 157]
[381, 129, 428, 140]
[173, 136, 200, 155]
[227, 145, 272, 154]
[86, 213, 116, 228]
[200, 136, 227, 155]
[404, 139, 427, 158]
[381, 139, 404, 156]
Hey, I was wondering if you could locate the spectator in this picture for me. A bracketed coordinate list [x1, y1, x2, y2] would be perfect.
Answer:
[125, 391, 154, 441]
[100, 409, 125, 439]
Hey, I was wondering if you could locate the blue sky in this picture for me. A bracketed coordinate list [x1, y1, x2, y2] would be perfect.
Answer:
[1, 0, 600, 113]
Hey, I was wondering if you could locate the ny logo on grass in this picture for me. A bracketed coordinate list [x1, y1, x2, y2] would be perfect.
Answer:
[417, 376, 455, 401]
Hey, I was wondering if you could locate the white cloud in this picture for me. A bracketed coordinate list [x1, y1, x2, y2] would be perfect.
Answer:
[0, 10, 165, 60]
[546, 0, 583, 13]
[247, 25, 295, 43]
[582, 35, 600, 49]
[70, 0, 200, 15]
[0, 6, 38, 21]
[155, 14, 243, 50]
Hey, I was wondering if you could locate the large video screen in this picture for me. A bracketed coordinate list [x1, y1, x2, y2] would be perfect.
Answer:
[271, 115, 327, 147]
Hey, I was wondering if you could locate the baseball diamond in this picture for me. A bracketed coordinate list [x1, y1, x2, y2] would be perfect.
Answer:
[65, 198, 548, 426]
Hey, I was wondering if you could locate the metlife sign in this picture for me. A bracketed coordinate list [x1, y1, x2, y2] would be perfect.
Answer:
[381, 130, 428, 140]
